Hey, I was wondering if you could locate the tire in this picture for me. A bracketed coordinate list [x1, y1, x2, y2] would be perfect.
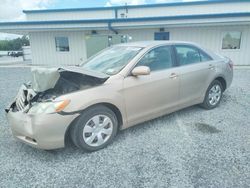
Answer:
[70, 105, 118, 151]
[201, 80, 223, 110]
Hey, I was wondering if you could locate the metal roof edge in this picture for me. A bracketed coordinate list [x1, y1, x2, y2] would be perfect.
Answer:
[23, 0, 250, 14]
[1, 12, 250, 26]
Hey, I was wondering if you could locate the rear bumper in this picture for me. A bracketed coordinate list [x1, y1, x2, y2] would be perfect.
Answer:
[225, 67, 233, 90]
[6, 110, 78, 150]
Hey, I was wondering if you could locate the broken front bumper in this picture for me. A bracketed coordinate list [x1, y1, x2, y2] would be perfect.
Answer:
[6, 109, 78, 150]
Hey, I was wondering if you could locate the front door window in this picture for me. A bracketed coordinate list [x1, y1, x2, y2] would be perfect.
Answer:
[136, 45, 173, 71]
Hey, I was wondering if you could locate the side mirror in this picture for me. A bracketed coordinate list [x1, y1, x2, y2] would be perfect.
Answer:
[131, 66, 150, 76]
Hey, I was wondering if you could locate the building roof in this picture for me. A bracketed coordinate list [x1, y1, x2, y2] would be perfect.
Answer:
[0, 0, 250, 34]
[22, 0, 250, 14]
[0, 12, 250, 26]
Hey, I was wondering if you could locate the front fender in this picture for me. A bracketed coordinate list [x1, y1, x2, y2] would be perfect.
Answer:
[56, 82, 128, 127]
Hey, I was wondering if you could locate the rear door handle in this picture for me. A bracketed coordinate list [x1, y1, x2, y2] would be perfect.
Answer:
[169, 73, 178, 79]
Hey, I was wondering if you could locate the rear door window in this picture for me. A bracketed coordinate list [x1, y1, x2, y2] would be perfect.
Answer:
[174, 45, 212, 66]
[200, 51, 213, 62]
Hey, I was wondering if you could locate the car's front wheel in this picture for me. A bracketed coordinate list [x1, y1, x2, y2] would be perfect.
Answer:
[201, 80, 223, 109]
[70, 105, 118, 151]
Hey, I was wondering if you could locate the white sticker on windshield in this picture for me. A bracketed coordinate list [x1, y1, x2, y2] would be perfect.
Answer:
[106, 69, 116, 74]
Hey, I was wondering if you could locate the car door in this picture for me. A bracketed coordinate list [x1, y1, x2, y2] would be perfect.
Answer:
[123, 45, 180, 126]
[173, 44, 216, 105]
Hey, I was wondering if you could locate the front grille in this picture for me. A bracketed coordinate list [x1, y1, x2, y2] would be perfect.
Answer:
[14, 84, 37, 112]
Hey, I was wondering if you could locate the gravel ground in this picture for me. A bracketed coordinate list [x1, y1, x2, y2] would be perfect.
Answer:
[0, 67, 249, 188]
[0, 56, 23, 63]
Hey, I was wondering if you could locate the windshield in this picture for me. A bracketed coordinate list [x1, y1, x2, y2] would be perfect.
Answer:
[81, 46, 142, 75]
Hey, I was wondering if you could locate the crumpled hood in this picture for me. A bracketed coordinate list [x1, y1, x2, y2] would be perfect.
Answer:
[31, 67, 60, 92]
[60, 66, 108, 79]
[31, 66, 109, 92]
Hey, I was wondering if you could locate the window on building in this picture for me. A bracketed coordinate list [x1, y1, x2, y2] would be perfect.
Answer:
[136, 46, 173, 71]
[154, 32, 169, 40]
[222, 31, 242, 50]
[175, 45, 212, 66]
[55, 37, 69, 52]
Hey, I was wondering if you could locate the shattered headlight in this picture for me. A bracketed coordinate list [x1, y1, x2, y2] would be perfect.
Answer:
[28, 99, 70, 114]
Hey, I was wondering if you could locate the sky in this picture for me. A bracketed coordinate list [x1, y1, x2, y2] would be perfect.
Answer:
[0, 0, 199, 40]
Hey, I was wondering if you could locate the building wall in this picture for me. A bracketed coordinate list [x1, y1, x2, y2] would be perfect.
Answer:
[29, 24, 250, 65]
[25, 2, 250, 21]
[117, 2, 250, 19]
[26, 10, 114, 21]
[29, 31, 87, 65]
[120, 25, 250, 65]
[169, 25, 250, 66]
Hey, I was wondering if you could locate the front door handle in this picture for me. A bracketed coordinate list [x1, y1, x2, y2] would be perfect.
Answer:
[209, 64, 215, 70]
[169, 73, 178, 79]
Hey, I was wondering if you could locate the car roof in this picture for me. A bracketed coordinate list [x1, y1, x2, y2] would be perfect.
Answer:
[116, 40, 199, 48]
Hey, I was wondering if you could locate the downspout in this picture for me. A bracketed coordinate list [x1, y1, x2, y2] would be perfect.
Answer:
[114, 8, 118, 19]
[108, 21, 118, 34]
[108, 7, 119, 34]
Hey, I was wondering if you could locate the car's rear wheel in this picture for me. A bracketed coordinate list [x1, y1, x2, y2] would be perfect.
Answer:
[70, 105, 118, 151]
[201, 80, 223, 110]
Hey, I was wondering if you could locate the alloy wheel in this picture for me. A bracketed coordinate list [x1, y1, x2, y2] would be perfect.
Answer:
[208, 84, 222, 106]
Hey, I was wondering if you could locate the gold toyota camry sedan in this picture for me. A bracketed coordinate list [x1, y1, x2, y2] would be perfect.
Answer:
[5, 41, 233, 151]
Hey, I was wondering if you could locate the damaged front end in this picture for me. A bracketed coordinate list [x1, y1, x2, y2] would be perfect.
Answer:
[5, 66, 109, 149]
[6, 67, 109, 114]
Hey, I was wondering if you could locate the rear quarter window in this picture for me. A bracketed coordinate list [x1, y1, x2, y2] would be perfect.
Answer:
[199, 50, 213, 62]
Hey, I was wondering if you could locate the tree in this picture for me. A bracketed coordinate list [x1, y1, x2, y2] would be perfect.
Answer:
[0, 35, 30, 51]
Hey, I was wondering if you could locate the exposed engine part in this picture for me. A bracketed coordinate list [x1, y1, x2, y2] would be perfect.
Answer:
[11, 67, 109, 112]
[32, 71, 107, 102]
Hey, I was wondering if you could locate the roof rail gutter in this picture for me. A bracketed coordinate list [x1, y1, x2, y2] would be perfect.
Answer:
[108, 22, 118, 34]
